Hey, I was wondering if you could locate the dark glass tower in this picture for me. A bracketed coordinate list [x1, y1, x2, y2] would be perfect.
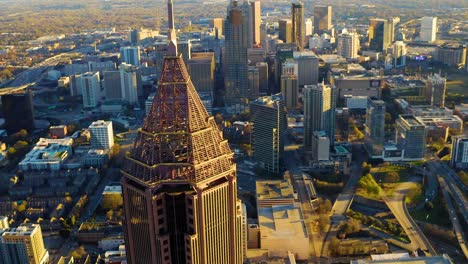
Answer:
[1, 90, 35, 134]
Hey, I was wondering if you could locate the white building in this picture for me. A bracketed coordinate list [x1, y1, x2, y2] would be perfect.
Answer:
[19, 138, 73, 171]
[420, 16, 437, 42]
[89, 120, 114, 149]
[81, 72, 100, 108]
[311, 131, 330, 161]
[452, 136, 468, 169]
[305, 18, 313, 36]
[120, 63, 139, 104]
[120, 46, 141, 66]
[392, 41, 407, 67]
[337, 30, 360, 59]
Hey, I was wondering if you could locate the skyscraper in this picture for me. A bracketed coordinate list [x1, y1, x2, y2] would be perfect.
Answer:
[81, 72, 100, 108]
[420, 16, 437, 42]
[337, 30, 360, 59]
[281, 60, 298, 110]
[291, 2, 305, 51]
[293, 50, 319, 86]
[120, 46, 141, 66]
[1, 90, 35, 134]
[425, 74, 447, 107]
[89, 120, 114, 150]
[188, 52, 216, 94]
[369, 18, 389, 52]
[120, 63, 140, 104]
[304, 83, 336, 151]
[395, 115, 427, 160]
[249, 0, 261, 47]
[211, 18, 224, 37]
[250, 94, 286, 174]
[103, 71, 122, 99]
[364, 99, 386, 157]
[313, 5, 332, 34]
[121, 2, 244, 263]
[248, 66, 260, 99]
[278, 19, 292, 43]
[0, 223, 49, 264]
[224, 0, 249, 107]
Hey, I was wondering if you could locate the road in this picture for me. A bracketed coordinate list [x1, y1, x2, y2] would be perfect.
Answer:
[437, 176, 468, 259]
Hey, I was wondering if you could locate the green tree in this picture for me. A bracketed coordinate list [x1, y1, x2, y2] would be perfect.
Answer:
[385, 171, 400, 183]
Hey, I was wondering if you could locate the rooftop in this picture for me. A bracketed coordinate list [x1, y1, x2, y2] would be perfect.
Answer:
[258, 205, 308, 239]
[251, 93, 284, 109]
[89, 120, 112, 128]
[256, 180, 295, 200]
[351, 253, 454, 264]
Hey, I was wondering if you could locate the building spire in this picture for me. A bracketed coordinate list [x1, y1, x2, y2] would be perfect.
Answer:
[167, 0, 178, 56]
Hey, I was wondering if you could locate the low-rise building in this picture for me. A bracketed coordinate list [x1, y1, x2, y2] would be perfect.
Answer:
[19, 138, 73, 171]
[50, 125, 68, 138]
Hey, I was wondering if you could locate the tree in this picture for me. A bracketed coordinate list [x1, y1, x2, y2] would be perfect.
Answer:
[385, 171, 400, 183]
[318, 214, 330, 232]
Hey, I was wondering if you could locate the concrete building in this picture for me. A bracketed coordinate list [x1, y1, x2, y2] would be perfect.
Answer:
[50, 125, 67, 138]
[224, 0, 249, 107]
[0, 223, 49, 264]
[436, 43, 467, 67]
[392, 41, 407, 67]
[313, 5, 332, 34]
[248, 66, 260, 100]
[19, 138, 73, 171]
[416, 115, 463, 136]
[89, 120, 114, 150]
[278, 19, 292, 43]
[256, 62, 269, 95]
[119, 63, 139, 104]
[395, 115, 427, 160]
[344, 95, 368, 110]
[311, 131, 330, 161]
[281, 74, 298, 110]
[365, 99, 386, 158]
[451, 136, 468, 169]
[250, 94, 287, 174]
[88, 61, 116, 75]
[249, 0, 261, 47]
[337, 30, 360, 59]
[81, 72, 100, 108]
[293, 51, 319, 86]
[188, 52, 215, 94]
[305, 18, 313, 36]
[369, 18, 390, 52]
[331, 76, 382, 101]
[425, 74, 446, 107]
[120, 46, 140, 66]
[291, 2, 305, 50]
[304, 83, 336, 150]
[103, 71, 122, 100]
[211, 18, 224, 37]
[420, 16, 437, 42]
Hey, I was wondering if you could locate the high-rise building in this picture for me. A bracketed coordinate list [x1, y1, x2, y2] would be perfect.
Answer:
[313, 5, 332, 34]
[89, 120, 114, 149]
[128, 29, 139, 45]
[1, 90, 35, 134]
[281, 72, 298, 110]
[103, 71, 122, 99]
[119, 63, 139, 104]
[395, 115, 427, 160]
[256, 62, 269, 95]
[224, 0, 249, 107]
[249, 0, 261, 47]
[293, 51, 319, 86]
[250, 94, 286, 174]
[81, 72, 100, 108]
[364, 99, 386, 157]
[369, 18, 390, 52]
[311, 131, 330, 161]
[0, 223, 49, 264]
[392, 41, 407, 67]
[178, 40, 192, 66]
[188, 52, 215, 94]
[120, 46, 141, 66]
[425, 74, 447, 108]
[291, 2, 305, 51]
[278, 19, 292, 43]
[69, 73, 83, 96]
[337, 30, 360, 59]
[122, 2, 244, 263]
[211, 18, 224, 37]
[436, 43, 467, 67]
[248, 66, 260, 99]
[305, 18, 313, 36]
[451, 136, 468, 169]
[420, 16, 437, 42]
[304, 83, 336, 151]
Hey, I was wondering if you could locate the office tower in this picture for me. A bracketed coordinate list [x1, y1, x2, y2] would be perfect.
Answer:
[420, 17, 437, 42]
[120, 46, 141, 66]
[337, 30, 360, 59]
[0, 223, 48, 264]
[256, 62, 268, 94]
[121, 1, 244, 263]
[369, 18, 389, 52]
[178, 40, 192, 66]
[278, 19, 292, 43]
[304, 83, 336, 150]
[128, 29, 139, 45]
[81, 72, 100, 108]
[281, 68, 298, 110]
[248, 66, 260, 99]
[392, 41, 407, 67]
[89, 120, 114, 149]
[250, 94, 286, 174]
[119, 63, 139, 104]
[364, 99, 386, 157]
[103, 71, 122, 99]
[1, 90, 35, 134]
[293, 51, 319, 86]
[388, 17, 399, 43]
[313, 5, 332, 34]
[425, 74, 447, 108]
[395, 115, 427, 160]
[188, 52, 215, 94]
[451, 136, 468, 169]
[211, 18, 224, 37]
[69, 74, 83, 96]
[224, 0, 249, 107]
[311, 131, 330, 161]
[291, 2, 305, 51]
[305, 18, 313, 36]
[249, 0, 261, 47]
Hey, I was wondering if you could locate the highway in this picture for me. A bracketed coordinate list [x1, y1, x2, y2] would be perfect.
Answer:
[437, 176, 468, 259]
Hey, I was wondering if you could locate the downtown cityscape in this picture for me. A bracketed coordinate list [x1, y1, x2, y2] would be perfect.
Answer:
[0, 0, 467, 263]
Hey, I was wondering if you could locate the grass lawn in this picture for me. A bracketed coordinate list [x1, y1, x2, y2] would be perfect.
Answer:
[411, 196, 452, 227]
